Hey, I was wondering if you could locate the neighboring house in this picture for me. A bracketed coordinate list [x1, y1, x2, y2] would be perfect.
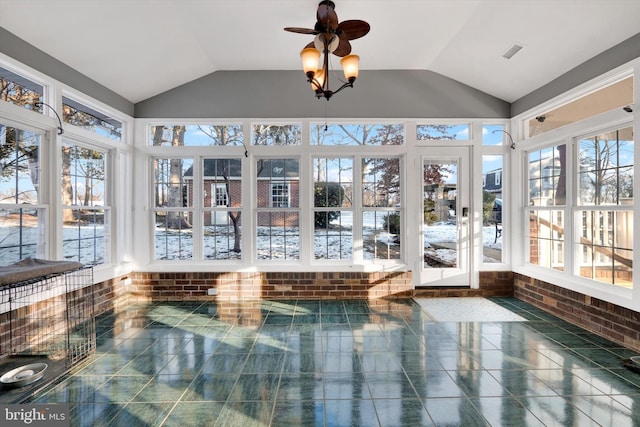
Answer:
[256, 159, 300, 227]
[483, 168, 503, 224]
[483, 168, 502, 199]
[184, 158, 300, 227]
[184, 159, 242, 226]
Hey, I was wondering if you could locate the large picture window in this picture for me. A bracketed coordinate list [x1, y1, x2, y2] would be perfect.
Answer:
[362, 157, 401, 260]
[153, 158, 193, 260]
[202, 158, 242, 260]
[528, 145, 566, 270]
[313, 157, 353, 260]
[256, 158, 300, 260]
[576, 127, 633, 287]
[525, 125, 634, 290]
[61, 143, 109, 265]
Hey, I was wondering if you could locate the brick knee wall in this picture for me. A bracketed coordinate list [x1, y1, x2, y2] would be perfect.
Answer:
[514, 273, 640, 352]
[126, 270, 514, 302]
[128, 271, 414, 301]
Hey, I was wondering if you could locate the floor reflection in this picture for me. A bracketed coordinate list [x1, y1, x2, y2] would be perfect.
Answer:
[29, 298, 640, 426]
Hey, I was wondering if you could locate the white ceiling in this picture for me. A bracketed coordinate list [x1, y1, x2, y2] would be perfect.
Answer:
[1, 0, 639, 104]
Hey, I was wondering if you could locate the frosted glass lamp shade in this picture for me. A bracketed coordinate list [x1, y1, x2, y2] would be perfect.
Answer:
[340, 54, 359, 80]
[300, 48, 321, 75]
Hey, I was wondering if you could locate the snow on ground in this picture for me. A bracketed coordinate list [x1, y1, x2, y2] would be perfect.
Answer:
[0, 218, 502, 265]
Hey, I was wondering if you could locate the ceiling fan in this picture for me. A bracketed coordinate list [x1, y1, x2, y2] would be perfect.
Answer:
[284, 0, 370, 57]
[284, 1, 370, 100]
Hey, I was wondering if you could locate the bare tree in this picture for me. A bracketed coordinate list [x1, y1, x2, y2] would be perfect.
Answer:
[166, 126, 191, 229]
[197, 125, 243, 253]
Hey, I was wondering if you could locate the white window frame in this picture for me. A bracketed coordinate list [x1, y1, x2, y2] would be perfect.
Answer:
[0, 54, 133, 282]
[512, 61, 638, 311]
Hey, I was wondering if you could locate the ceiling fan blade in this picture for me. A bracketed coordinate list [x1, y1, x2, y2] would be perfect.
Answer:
[332, 38, 352, 57]
[337, 20, 370, 40]
[284, 27, 317, 35]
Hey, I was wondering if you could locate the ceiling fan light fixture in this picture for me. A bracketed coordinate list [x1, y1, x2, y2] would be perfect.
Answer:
[313, 68, 326, 92]
[286, 0, 370, 100]
[300, 47, 321, 77]
[340, 54, 359, 81]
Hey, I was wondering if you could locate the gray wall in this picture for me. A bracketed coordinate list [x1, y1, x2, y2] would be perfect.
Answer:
[134, 69, 510, 119]
[0, 27, 134, 116]
[512, 32, 640, 116]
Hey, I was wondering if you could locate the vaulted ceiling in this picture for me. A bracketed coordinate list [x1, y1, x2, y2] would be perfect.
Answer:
[1, 0, 639, 104]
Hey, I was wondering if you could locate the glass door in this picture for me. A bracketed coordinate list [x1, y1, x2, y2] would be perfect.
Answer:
[419, 147, 470, 286]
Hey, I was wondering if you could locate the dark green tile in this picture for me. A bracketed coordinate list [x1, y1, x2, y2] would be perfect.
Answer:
[515, 395, 599, 426]
[68, 403, 123, 427]
[530, 369, 607, 396]
[324, 372, 372, 399]
[569, 347, 625, 368]
[118, 353, 174, 375]
[423, 397, 488, 426]
[470, 396, 545, 426]
[214, 400, 274, 427]
[571, 394, 640, 425]
[407, 370, 463, 398]
[324, 398, 379, 427]
[546, 333, 601, 348]
[321, 314, 349, 324]
[93, 376, 151, 403]
[272, 400, 324, 426]
[201, 353, 248, 374]
[282, 351, 322, 373]
[366, 372, 418, 399]
[33, 375, 109, 403]
[242, 352, 284, 373]
[277, 373, 323, 400]
[132, 375, 192, 402]
[489, 369, 558, 397]
[228, 373, 280, 402]
[451, 369, 509, 397]
[76, 353, 135, 376]
[374, 398, 433, 426]
[182, 373, 238, 401]
[105, 402, 172, 427]
[163, 401, 225, 427]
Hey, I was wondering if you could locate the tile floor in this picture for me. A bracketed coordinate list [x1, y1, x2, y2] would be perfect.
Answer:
[30, 297, 640, 426]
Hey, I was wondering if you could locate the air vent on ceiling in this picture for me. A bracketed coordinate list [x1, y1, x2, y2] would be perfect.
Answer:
[502, 44, 524, 59]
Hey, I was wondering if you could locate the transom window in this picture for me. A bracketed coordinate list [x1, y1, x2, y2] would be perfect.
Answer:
[253, 124, 301, 146]
[417, 124, 470, 141]
[150, 124, 243, 146]
[0, 67, 43, 110]
[62, 96, 123, 141]
[311, 124, 404, 145]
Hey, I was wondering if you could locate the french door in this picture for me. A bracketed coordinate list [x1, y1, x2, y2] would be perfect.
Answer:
[418, 147, 471, 286]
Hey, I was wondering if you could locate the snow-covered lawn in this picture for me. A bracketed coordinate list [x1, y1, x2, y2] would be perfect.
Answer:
[0, 215, 502, 265]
